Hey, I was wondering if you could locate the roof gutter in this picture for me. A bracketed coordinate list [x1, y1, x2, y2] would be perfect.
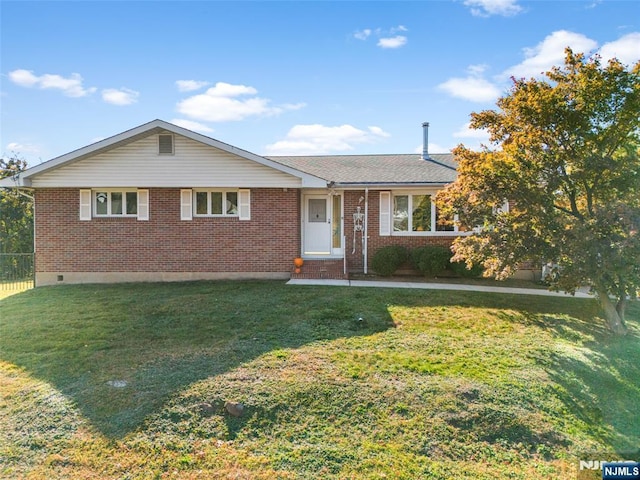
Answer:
[0, 174, 30, 188]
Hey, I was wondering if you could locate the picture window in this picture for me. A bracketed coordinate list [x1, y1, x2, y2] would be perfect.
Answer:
[391, 192, 457, 234]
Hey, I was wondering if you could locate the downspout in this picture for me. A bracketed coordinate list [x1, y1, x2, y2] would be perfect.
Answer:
[14, 189, 34, 201]
[343, 234, 347, 276]
[363, 188, 369, 274]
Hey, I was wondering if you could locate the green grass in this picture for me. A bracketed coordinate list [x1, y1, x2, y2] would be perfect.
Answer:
[0, 281, 638, 479]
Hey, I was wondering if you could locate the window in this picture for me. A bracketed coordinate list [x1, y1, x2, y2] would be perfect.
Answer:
[94, 190, 138, 217]
[79, 189, 148, 221]
[380, 191, 459, 236]
[158, 134, 174, 155]
[193, 190, 239, 216]
[393, 194, 432, 232]
[181, 189, 250, 221]
[436, 206, 456, 232]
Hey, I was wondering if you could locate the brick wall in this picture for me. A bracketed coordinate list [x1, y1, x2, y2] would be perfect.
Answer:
[343, 190, 456, 274]
[35, 187, 465, 279]
[35, 188, 300, 274]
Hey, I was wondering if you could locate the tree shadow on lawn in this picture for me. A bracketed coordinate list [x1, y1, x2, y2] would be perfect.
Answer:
[391, 289, 640, 454]
[543, 342, 640, 453]
[0, 281, 397, 439]
[497, 300, 640, 453]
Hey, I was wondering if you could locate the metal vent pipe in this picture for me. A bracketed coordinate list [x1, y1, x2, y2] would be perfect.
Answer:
[422, 122, 431, 160]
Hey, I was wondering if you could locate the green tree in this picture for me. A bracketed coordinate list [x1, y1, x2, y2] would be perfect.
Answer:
[0, 155, 34, 253]
[437, 49, 640, 335]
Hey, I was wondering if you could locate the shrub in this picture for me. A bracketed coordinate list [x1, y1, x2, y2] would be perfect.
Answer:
[411, 245, 452, 277]
[450, 260, 484, 278]
[371, 246, 409, 276]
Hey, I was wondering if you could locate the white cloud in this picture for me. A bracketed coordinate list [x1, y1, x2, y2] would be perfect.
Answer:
[176, 80, 210, 92]
[170, 118, 214, 133]
[177, 82, 305, 122]
[453, 122, 490, 140]
[280, 102, 307, 111]
[438, 65, 502, 102]
[467, 64, 489, 76]
[5, 142, 41, 155]
[179, 96, 268, 122]
[367, 126, 391, 138]
[599, 32, 640, 66]
[503, 30, 598, 78]
[354, 29, 372, 40]
[354, 25, 408, 49]
[464, 0, 523, 17]
[101, 88, 139, 106]
[390, 25, 408, 34]
[265, 124, 390, 155]
[378, 36, 408, 49]
[413, 143, 450, 154]
[205, 82, 258, 97]
[8, 69, 96, 97]
[451, 123, 492, 150]
[8, 69, 39, 87]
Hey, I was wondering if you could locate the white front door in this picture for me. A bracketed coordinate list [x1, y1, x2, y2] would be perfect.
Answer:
[304, 195, 332, 255]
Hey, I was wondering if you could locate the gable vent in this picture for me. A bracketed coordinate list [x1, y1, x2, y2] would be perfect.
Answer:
[158, 134, 174, 155]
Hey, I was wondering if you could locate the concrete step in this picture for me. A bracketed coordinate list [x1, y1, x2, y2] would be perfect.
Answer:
[290, 259, 348, 280]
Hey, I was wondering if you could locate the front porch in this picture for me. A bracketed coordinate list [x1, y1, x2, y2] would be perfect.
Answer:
[295, 189, 365, 281]
[290, 259, 349, 280]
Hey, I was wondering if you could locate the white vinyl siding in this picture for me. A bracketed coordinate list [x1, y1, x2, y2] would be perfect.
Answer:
[34, 132, 302, 188]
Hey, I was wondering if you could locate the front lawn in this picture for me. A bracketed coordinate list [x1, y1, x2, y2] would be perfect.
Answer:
[0, 281, 638, 479]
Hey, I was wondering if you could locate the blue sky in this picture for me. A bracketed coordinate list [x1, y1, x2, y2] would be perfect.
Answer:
[1, 0, 639, 166]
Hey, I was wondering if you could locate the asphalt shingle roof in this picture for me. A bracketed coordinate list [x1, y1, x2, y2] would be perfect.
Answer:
[266, 153, 457, 185]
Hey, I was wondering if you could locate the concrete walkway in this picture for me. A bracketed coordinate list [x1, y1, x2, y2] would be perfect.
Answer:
[287, 278, 593, 298]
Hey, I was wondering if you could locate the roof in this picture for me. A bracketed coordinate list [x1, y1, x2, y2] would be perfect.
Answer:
[266, 153, 457, 187]
[0, 120, 326, 188]
[0, 119, 458, 189]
